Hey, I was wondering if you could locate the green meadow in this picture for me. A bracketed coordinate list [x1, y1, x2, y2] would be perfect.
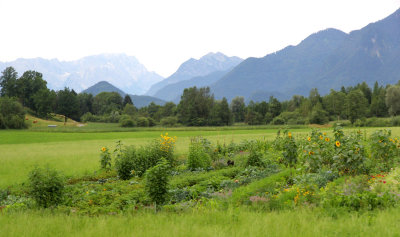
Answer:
[0, 126, 311, 188]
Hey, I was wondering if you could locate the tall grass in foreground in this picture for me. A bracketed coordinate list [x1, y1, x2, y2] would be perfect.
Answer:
[1, 208, 400, 237]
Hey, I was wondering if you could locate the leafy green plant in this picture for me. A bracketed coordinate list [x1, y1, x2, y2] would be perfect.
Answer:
[246, 149, 264, 167]
[282, 131, 297, 168]
[115, 146, 136, 180]
[145, 158, 170, 208]
[369, 129, 398, 172]
[187, 137, 211, 170]
[28, 166, 64, 208]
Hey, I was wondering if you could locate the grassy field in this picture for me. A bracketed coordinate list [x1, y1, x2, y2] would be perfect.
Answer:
[0, 125, 313, 188]
[2, 208, 400, 237]
[1, 125, 400, 188]
[2, 124, 400, 236]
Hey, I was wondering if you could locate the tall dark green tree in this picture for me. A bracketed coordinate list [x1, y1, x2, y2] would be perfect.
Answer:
[16, 71, 47, 109]
[346, 89, 368, 123]
[370, 82, 387, 117]
[32, 88, 56, 118]
[56, 88, 79, 123]
[385, 85, 400, 116]
[177, 87, 213, 126]
[230, 96, 246, 122]
[268, 96, 282, 117]
[92, 92, 123, 115]
[123, 95, 133, 107]
[0, 67, 18, 97]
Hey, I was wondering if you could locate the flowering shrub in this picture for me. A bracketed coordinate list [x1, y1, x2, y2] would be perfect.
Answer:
[370, 129, 399, 172]
[282, 131, 297, 168]
[300, 129, 334, 172]
[100, 146, 112, 170]
[332, 131, 366, 175]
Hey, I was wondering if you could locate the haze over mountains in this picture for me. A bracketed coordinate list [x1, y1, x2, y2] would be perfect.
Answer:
[82, 81, 166, 108]
[1, 8, 399, 103]
[0, 54, 163, 95]
[145, 52, 243, 96]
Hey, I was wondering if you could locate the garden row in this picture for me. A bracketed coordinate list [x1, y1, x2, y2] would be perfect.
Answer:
[1, 125, 400, 215]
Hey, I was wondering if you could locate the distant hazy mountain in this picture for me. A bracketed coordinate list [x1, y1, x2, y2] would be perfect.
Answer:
[82, 81, 126, 96]
[0, 54, 163, 95]
[211, 8, 400, 101]
[82, 81, 165, 108]
[153, 70, 229, 102]
[146, 52, 242, 96]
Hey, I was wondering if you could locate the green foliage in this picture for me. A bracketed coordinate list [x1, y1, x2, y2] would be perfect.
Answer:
[0, 97, 27, 129]
[369, 129, 398, 172]
[136, 116, 149, 127]
[92, 92, 123, 115]
[385, 85, 400, 116]
[177, 87, 213, 126]
[145, 158, 170, 206]
[160, 116, 178, 127]
[120, 118, 136, 127]
[56, 88, 79, 122]
[246, 149, 264, 167]
[282, 131, 297, 167]
[187, 137, 211, 170]
[28, 166, 64, 208]
[115, 146, 136, 180]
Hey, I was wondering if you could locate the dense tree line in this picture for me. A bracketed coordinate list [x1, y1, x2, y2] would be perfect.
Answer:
[2, 66, 400, 129]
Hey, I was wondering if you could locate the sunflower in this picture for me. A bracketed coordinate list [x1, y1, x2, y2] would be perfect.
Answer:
[288, 132, 292, 138]
[335, 141, 341, 147]
[325, 137, 330, 142]
[319, 135, 323, 140]
[309, 151, 314, 155]
[101, 147, 106, 152]
[307, 137, 311, 142]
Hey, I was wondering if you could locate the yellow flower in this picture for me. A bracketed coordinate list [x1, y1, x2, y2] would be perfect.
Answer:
[335, 141, 341, 147]
[101, 147, 106, 152]
[323, 132, 327, 136]
[288, 132, 292, 138]
[319, 135, 323, 140]
[307, 137, 311, 142]
[309, 151, 314, 155]
[325, 137, 330, 142]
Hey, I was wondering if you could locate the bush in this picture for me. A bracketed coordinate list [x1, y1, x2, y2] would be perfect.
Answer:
[115, 146, 136, 180]
[369, 129, 398, 172]
[271, 117, 285, 125]
[160, 116, 178, 127]
[246, 149, 264, 167]
[117, 135, 176, 178]
[137, 117, 149, 127]
[28, 166, 64, 208]
[120, 118, 136, 127]
[145, 158, 170, 207]
[0, 97, 26, 129]
[187, 138, 211, 170]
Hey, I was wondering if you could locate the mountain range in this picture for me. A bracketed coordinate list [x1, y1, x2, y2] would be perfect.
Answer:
[210, 8, 400, 101]
[82, 81, 166, 108]
[145, 52, 243, 96]
[1, 8, 399, 103]
[0, 54, 163, 95]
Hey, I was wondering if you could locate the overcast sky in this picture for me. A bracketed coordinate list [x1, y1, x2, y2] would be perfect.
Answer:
[0, 0, 399, 77]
